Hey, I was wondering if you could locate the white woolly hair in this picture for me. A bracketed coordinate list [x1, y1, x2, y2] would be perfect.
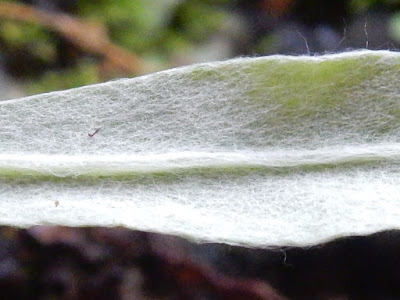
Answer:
[1, 50, 400, 247]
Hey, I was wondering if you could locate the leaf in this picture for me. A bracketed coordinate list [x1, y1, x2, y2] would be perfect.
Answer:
[1, 50, 400, 247]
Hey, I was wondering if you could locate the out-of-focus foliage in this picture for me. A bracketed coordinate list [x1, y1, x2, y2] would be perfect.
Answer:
[27, 61, 99, 95]
[76, 0, 174, 54]
[350, 0, 400, 12]
[389, 12, 400, 42]
[0, 21, 51, 49]
[0, 0, 231, 94]
[1, 0, 400, 96]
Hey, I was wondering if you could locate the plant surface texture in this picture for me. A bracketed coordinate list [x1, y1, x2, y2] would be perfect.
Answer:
[1, 50, 400, 246]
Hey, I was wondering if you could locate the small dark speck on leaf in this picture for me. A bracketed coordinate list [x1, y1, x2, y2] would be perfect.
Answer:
[88, 128, 101, 137]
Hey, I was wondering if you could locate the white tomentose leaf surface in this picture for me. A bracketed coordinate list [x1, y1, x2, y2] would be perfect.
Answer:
[1, 50, 400, 247]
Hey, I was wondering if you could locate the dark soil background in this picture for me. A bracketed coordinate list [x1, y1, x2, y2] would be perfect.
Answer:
[0, 226, 399, 300]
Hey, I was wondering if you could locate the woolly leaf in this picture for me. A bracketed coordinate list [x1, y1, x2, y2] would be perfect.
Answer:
[1, 50, 400, 246]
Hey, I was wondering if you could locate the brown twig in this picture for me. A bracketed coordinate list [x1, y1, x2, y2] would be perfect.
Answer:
[0, 1, 145, 75]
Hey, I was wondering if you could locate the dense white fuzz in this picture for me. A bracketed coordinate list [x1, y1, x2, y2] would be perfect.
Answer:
[1, 50, 400, 246]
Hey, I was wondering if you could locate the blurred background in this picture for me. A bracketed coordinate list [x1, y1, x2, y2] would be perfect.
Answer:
[1, 0, 400, 100]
